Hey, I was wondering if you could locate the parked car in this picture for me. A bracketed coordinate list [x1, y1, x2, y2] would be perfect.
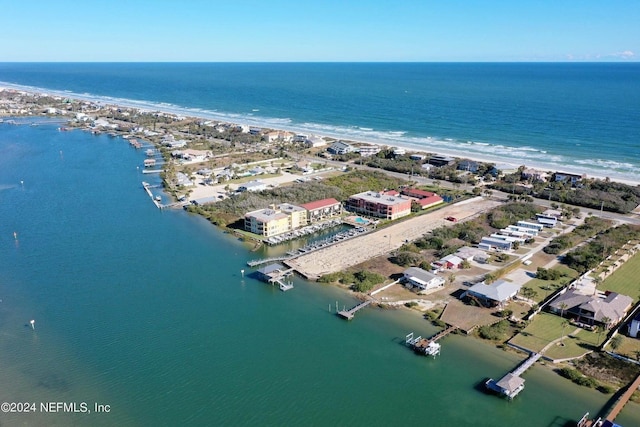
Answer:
[445, 216, 458, 222]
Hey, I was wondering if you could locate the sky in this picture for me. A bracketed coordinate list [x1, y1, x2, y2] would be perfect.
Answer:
[2, 0, 638, 62]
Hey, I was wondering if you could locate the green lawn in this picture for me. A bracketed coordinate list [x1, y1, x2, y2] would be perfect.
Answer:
[510, 313, 568, 352]
[521, 265, 580, 303]
[600, 252, 640, 300]
[544, 328, 598, 360]
[509, 312, 596, 360]
[611, 335, 640, 360]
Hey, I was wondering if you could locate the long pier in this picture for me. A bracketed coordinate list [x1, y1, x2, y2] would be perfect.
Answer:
[247, 255, 295, 267]
[604, 373, 640, 423]
[142, 181, 161, 208]
[337, 300, 372, 320]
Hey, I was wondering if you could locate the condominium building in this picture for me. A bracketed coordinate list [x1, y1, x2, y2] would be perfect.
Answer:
[345, 191, 412, 220]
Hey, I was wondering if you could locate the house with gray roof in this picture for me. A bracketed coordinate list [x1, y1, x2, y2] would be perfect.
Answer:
[464, 280, 521, 307]
[403, 267, 445, 293]
[549, 290, 633, 327]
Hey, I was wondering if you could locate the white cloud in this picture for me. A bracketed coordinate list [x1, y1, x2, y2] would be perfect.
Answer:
[611, 50, 635, 59]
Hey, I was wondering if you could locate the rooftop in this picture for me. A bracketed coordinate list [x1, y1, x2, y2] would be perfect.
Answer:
[299, 198, 341, 211]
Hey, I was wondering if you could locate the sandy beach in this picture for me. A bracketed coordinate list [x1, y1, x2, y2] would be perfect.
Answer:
[2, 83, 639, 187]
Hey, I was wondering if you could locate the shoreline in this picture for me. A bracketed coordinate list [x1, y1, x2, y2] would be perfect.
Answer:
[1, 82, 639, 187]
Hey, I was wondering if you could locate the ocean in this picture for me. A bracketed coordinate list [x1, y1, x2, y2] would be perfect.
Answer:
[0, 62, 639, 182]
[1, 64, 640, 426]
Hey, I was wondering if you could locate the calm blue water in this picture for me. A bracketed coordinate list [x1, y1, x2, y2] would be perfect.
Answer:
[0, 62, 639, 181]
[1, 119, 640, 426]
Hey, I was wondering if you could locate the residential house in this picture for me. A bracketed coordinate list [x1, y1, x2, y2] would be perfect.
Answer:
[629, 312, 640, 338]
[238, 180, 267, 192]
[428, 155, 455, 167]
[306, 135, 327, 148]
[479, 236, 512, 251]
[357, 145, 381, 157]
[522, 168, 549, 182]
[345, 191, 412, 220]
[549, 290, 633, 327]
[516, 221, 544, 232]
[328, 141, 355, 155]
[554, 171, 586, 186]
[403, 267, 446, 293]
[432, 254, 463, 271]
[457, 159, 479, 173]
[464, 280, 522, 307]
[175, 172, 194, 187]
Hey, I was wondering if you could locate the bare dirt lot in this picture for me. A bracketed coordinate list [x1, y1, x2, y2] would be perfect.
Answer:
[286, 197, 502, 279]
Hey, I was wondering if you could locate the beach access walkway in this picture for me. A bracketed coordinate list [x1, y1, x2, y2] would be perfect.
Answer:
[285, 197, 502, 280]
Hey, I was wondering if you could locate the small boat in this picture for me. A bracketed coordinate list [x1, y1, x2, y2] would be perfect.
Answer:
[155, 195, 162, 202]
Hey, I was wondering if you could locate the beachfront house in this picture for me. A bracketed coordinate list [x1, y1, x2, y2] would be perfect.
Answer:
[302, 135, 326, 148]
[299, 198, 342, 223]
[554, 171, 585, 186]
[428, 155, 455, 167]
[463, 280, 522, 307]
[327, 141, 355, 155]
[345, 191, 412, 220]
[357, 145, 381, 157]
[457, 159, 479, 173]
[403, 267, 445, 293]
[549, 290, 633, 327]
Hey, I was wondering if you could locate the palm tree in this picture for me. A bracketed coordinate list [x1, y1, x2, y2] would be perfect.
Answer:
[560, 319, 570, 347]
[601, 316, 612, 331]
[559, 302, 568, 318]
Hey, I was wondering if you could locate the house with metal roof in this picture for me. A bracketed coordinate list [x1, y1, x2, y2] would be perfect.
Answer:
[403, 267, 446, 293]
[464, 280, 521, 307]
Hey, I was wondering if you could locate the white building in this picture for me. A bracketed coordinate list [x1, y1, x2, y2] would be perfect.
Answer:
[403, 267, 445, 293]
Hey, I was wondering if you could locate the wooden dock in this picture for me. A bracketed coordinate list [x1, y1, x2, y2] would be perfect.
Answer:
[337, 300, 372, 320]
[405, 325, 457, 356]
[485, 351, 542, 399]
[605, 373, 640, 423]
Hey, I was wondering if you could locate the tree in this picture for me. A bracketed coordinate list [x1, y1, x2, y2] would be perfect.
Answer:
[560, 319, 570, 346]
[610, 335, 623, 351]
[521, 287, 537, 301]
[601, 316, 612, 330]
[559, 302, 568, 318]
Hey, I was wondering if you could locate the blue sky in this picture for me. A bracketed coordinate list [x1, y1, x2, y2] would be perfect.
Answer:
[3, 0, 638, 62]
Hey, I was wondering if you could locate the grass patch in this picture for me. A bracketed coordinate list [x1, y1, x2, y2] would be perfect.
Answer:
[610, 335, 640, 360]
[510, 313, 578, 353]
[544, 329, 597, 360]
[600, 252, 640, 301]
[521, 265, 580, 303]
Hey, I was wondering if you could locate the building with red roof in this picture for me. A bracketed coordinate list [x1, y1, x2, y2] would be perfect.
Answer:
[299, 198, 342, 223]
[401, 188, 444, 209]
